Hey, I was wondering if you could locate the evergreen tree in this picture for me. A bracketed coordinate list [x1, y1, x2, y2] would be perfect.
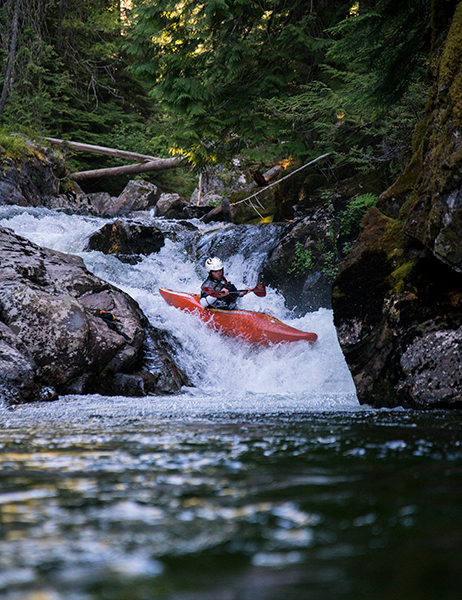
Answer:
[126, 0, 351, 166]
[263, 0, 435, 186]
[0, 0, 154, 157]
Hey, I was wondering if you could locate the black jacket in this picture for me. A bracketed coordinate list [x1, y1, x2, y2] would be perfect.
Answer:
[201, 274, 238, 310]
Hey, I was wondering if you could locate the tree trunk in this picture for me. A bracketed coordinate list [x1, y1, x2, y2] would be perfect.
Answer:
[0, 10, 20, 119]
[45, 137, 164, 163]
[71, 157, 182, 181]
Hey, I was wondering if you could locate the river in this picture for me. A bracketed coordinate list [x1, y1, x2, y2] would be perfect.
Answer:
[0, 206, 461, 600]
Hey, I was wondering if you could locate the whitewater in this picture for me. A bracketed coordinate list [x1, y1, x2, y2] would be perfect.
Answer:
[0, 205, 358, 414]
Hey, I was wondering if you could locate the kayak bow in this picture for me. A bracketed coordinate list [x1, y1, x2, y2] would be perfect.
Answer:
[159, 288, 317, 346]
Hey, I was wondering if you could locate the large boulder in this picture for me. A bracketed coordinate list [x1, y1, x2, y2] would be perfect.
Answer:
[92, 180, 160, 216]
[86, 219, 165, 263]
[332, 209, 462, 409]
[0, 226, 189, 404]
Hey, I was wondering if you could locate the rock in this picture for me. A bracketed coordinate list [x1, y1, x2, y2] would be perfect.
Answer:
[332, 209, 462, 409]
[87, 220, 165, 259]
[154, 193, 190, 218]
[102, 180, 160, 216]
[261, 205, 342, 312]
[331, 8, 462, 410]
[0, 225, 189, 403]
[0, 155, 59, 207]
[0, 152, 93, 213]
[396, 327, 462, 408]
[86, 191, 116, 215]
[379, 6, 462, 273]
[0, 321, 58, 405]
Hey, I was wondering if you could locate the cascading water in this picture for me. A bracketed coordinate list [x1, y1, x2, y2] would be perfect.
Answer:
[0, 205, 357, 413]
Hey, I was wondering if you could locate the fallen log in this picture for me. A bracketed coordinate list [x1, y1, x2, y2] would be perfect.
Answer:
[45, 137, 184, 180]
[70, 157, 183, 181]
[46, 137, 160, 163]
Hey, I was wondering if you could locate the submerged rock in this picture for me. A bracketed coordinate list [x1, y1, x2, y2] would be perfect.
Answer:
[0, 226, 189, 405]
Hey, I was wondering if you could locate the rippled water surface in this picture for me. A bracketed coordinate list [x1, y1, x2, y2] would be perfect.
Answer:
[1, 398, 462, 600]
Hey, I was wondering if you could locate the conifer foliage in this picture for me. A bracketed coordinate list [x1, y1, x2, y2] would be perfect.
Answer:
[0, 0, 150, 146]
[125, 0, 346, 165]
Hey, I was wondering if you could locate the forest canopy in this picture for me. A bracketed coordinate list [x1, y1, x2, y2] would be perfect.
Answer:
[0, 0, 456, 188]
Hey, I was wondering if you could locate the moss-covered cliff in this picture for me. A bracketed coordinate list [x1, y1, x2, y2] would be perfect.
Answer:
[332, 2, 462, 409]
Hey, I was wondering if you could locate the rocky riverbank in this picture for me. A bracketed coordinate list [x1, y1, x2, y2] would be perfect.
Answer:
[0, 224, 190, 405]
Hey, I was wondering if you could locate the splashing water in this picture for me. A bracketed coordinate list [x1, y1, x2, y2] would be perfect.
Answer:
[0, 205, 357, 412]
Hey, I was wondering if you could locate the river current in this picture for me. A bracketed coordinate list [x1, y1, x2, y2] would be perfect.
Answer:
[0, 206, 461, 600]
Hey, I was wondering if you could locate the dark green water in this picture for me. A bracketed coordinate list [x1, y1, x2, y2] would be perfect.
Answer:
[1, 396, 461, 600]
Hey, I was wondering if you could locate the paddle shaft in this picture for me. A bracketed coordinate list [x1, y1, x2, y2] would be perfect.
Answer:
[203, 283, 266, 299]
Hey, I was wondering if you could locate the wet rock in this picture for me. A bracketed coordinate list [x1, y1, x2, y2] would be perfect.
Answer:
[261, 205, 342, 312]
[87, 220, 165, 259]
[397, 327, 462, 408]
[0, 226, 189, 403]
[154, 193, 190, 218]
[100, 180, 160, 216]
[0, 321, 58, 405]
[332, 209, 462, 409]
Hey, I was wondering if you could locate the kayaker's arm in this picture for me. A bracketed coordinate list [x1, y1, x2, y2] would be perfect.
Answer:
[200, 286, 232, 308]
[200, 294, 219, 308]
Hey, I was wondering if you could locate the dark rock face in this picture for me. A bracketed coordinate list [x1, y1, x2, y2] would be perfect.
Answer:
[0, 226, 189, 405]
[0, 152, 95, 213]
[87, 220, 165, 262]
[332, 7, 462, 410]
[332, 209, 462, 409]
[261, 204, 343, 312]
[397, 327, 462, 408]
[0, 155, 60, 207]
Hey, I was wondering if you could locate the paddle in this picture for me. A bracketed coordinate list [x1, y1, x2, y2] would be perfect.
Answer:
[203, 282, 266, 298]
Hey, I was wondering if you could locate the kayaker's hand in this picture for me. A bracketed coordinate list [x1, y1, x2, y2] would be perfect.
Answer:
[240, 287, 251, 297]
[221, 287, 230, 296]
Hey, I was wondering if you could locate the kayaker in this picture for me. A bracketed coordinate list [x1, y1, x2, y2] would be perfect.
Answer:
[200, 257, 251, 310]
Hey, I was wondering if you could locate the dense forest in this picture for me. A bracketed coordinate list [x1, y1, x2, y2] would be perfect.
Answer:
[0, 0, 458, 194]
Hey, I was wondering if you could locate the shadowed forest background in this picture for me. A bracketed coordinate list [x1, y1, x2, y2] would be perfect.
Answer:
[1, 0, 456, 198]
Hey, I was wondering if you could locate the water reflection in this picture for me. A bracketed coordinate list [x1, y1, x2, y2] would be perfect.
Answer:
[1, 399, 462, 599]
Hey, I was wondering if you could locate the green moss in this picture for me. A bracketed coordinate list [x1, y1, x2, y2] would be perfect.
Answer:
[450, 72, 462, 123]
[390, 260, 418, 294]
[0, 130, 33, 161]
[439, 3, 462, 86]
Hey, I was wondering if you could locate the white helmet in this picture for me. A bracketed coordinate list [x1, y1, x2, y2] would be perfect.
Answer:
[205, 257, 223, 272]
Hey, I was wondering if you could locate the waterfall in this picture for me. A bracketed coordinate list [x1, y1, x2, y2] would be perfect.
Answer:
[0, 205, 358, 412]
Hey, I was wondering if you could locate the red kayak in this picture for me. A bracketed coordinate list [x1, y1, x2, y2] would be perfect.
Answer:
[159, 288, 317, 346]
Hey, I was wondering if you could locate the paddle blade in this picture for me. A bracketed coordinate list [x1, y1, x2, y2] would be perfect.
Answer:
[202, 286, 227, 298]
[252, 283, 266, 297]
